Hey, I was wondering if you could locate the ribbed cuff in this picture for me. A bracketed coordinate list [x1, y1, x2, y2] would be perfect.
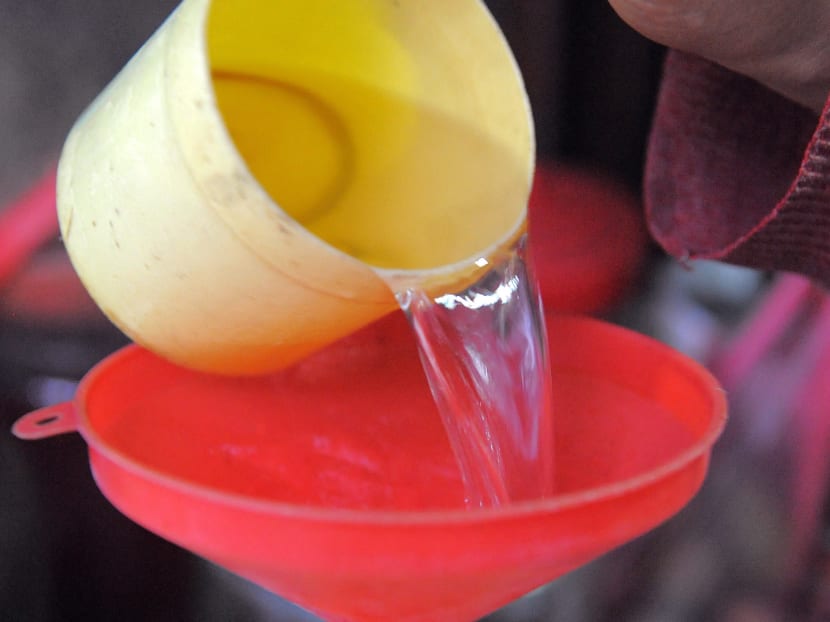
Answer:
[645, 51, 830, 287]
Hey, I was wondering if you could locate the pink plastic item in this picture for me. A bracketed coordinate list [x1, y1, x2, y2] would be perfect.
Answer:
[0, 167, 59, 288]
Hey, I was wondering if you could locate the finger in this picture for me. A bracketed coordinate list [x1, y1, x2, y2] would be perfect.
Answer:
[608, 0, 830, 113]
[606, 0, 707, 52]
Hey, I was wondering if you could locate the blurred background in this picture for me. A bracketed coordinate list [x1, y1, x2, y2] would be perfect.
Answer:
[2, 1, 829, 620]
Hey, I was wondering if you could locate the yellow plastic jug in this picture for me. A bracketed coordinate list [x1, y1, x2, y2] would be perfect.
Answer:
[57, 0, 534, 374]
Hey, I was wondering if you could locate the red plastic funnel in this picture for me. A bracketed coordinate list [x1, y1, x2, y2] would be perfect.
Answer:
[13, 314, 725, 622]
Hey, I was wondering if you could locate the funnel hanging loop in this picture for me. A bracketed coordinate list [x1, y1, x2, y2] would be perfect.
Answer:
[12, 402, 78, 440]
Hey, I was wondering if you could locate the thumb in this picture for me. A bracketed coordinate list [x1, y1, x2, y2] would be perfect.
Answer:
[607, 1, 706, 52]
[607, 0, 830, 113]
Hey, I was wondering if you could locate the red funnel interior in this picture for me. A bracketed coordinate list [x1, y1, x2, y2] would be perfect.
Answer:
[14, 314, 725, 621]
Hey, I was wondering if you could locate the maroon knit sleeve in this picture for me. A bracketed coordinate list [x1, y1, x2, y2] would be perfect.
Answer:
[644, 51, 830, 288]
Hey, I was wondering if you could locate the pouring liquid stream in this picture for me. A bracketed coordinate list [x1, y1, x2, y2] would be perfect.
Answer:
[397, 237, 554, 507]
[212, 70, 553, 508]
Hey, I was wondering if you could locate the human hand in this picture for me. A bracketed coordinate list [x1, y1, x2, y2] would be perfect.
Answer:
[607, 0, 830, 114]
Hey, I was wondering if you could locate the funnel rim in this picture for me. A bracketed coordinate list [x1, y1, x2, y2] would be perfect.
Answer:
[72, 316, 727, 526]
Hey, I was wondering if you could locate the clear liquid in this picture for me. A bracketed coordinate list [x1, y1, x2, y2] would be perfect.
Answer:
[211, 71, 551, 508]
[211, 71, 527, 270]
[397, 236, 554, 508]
